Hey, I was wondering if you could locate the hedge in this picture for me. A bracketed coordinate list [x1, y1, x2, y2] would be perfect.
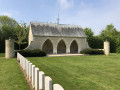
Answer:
[80, 48, 104, 55]
[18, 49, 46, 57]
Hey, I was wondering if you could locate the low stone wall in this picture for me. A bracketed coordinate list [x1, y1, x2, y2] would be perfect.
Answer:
[17, 53, 64, 90]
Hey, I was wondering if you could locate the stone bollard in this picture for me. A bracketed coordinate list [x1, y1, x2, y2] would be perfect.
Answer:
[39, 71, 45, 90]
[32, 65, 35, 89]
[104, 41, 110, 56]
[53, 84, 64, 90]
[45, 76, 52, 90]
[5, 39, 15, 58]
[35, 68, 39, 90]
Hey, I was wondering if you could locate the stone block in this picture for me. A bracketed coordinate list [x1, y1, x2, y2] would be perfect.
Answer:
[25, 59, 28, 73]
[5, 39, 15, 58]
[32, 65, 35, 88]
[27, 61, 30, 77]
[104, 41, 110, 55]
[45, 76, 52, 90]
[35, 68, 39, 90]
[39, 71, 45, 90]
[29, 63, 32, 81]
[53, 84, 64, 90]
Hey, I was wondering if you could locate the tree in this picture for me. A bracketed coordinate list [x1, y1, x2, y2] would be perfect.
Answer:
[100, 24, 119, 52]
[0, 15, 18, 26]
[92, 36, 103, 49]
[84, 27, 94, 48]
[15, 22, 28, 50]
[84, 27, 94, 38]
[100, 24, 118, 39]
[0, 15, 18, 52]
[0, 15, 18, 39]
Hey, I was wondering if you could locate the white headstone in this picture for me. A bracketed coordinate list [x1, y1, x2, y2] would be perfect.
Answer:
[32, 65, 35, 89]
[45, 76, 52, 90]
[39, 71, 45, 90]
[27, 61, 30, 77]
[53, 84, 64, 90]
[25, 59, 28, 73]
[35, 68, 39, 90]
[29, 63, 32, 81]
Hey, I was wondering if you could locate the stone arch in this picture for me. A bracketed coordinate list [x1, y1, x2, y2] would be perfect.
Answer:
[57, 39, 66, 54]
[42, 39, 53, 54]
[70, 40, 78, 53]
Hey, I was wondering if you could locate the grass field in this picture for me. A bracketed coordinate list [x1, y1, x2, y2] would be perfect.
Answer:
[28, 53, 120, 90]
[0, 53, 29, 90]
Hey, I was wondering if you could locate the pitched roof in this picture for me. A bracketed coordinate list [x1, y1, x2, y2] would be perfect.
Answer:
[30, 22, 86, 37]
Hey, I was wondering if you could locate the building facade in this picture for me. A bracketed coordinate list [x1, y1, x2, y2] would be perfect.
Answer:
[26, 22, 89, 54]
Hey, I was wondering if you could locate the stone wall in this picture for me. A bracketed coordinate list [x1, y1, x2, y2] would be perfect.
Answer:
[26, 36, 89, 54]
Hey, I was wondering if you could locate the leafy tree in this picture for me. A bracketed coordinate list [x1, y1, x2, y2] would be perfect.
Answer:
[84, 27, 94, 38]
[100, 24, 118, 39]
[0, 15, 18, 26]
[0, 15, 18, 52]
[92, 36, 103, 49]
[15, 22, 28, 50]
[116, 32, 120, 53]
[84, 27, 94, 48]
[100, 24, 119, 52]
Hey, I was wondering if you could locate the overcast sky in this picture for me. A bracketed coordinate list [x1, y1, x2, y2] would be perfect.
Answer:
[0, 0, 120, 35]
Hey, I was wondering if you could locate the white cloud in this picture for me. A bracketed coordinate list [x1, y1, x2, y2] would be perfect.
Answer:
[15, 11, 20, 15]
[58, 0, 74, 10]
[1, 12, 12, 17]
[59, 0, 120, 35]
[1, 11, 20, 17]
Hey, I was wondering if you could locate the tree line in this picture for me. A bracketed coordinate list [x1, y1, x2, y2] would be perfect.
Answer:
[84, 25, 120, 53]
[0, 15, 120, 53]
[0, 16, 29, 52]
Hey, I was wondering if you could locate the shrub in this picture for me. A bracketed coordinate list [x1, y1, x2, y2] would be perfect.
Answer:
[80, 48, 104, 55]
[18, 49, 46, 57]
[116, 46, 120, 53]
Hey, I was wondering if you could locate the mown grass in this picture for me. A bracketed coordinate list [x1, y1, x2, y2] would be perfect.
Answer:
[28, 53, 120, 90]
[0, 53, 29, 90]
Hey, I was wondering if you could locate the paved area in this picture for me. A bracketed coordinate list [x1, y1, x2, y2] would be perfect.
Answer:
[47, 54, 85, 57]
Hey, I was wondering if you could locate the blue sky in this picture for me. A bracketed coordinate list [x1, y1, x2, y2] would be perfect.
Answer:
[0, 0, 120, 35]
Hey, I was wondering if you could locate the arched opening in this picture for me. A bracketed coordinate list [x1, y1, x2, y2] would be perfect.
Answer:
[57, 40, 66, 54]
[70, 40, 78, 53]
[42, 39, 53, 54]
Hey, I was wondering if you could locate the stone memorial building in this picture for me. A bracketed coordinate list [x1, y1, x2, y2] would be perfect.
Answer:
[26, 22, 89, 54]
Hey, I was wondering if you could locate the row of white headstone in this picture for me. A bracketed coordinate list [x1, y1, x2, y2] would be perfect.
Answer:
[17, 53, 64, 90]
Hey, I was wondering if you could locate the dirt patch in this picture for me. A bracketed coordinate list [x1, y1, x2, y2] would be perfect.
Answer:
[17, 59, 34, 90]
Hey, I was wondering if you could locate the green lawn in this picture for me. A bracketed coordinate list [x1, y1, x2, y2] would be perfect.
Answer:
[0, 53, 29, 90]
[28, 53, 120, 90]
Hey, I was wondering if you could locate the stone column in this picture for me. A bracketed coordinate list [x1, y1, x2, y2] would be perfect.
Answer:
[66, 44, 70, 54]
[53, 45, 57, 54]
[104, 41, 110, 56]
[78, 44, 81, 54]
[5, 38, 15, 58]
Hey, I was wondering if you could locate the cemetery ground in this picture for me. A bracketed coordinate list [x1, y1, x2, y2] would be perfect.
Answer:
[1, 53, 120, 90]
[28, 53, 120, 90]
[0, 53, 29, 90]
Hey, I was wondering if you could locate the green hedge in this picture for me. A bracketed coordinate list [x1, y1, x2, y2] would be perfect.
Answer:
[116, 46, 120, 53]
[80, 49, 104, 55]
[18, 49, 46, 57]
